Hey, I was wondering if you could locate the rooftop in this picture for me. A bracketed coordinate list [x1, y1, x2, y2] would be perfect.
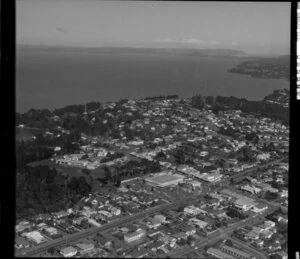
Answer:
[145, 173, 184, 184]
[222, 245, 251, 258]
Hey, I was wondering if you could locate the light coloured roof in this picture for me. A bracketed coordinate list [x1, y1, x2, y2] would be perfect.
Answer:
[146, 173, 184, 184]
[60, 246, 77, 254]
[234, 197, 255, 206]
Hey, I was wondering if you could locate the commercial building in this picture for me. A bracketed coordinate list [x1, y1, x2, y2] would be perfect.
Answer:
[261, 220, 276, 230]
[25, 231, 47, 244]
[52, 210, 69, 219]
[197, 172, 223, 183]
[45, 227, 58, 236]
[189, 218, 208, 229]
[60, 246, 78, 258]
[245, 230, 260, 240]
[234, 197, 255, 211]
[15, 220, 34, 232]
[99, 210, 113, 218]
[124, 229, 146, 243]
[76, 243, 95, 254]
[145, 173, 184, 187]
[251, 204, 268, 213]
[109, 206, 121, 216]
[150, 214, 166, 228]
[207, 248, 236, 259]
[240, 185, 261, 195]
[221, 245, 254, 259]
[184, 205, 204, 216]
[180, 224, 196, 236]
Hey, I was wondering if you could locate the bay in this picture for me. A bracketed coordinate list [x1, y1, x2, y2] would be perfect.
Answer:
[16, 49, 289, 113]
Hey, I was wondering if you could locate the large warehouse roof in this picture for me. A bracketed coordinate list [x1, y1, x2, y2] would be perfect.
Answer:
[146, 173, 184, 184]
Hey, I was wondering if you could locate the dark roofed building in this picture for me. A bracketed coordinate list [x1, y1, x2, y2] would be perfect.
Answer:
[221, 245, 254, 259]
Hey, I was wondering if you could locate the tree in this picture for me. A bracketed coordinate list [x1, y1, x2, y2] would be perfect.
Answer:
[227, 207, 247, 219]
[102, 166, 112, 182]
[177, 205, 185, 212]
[115, 178, 121, 187]
[264, 191, 279, 201]
[82, 169, 91, 176]
[47, 247, 56, 254]
[216, 158, 228, 168]
[155, 151, 167, 160]
[187, 235, 194, 245]
[191, 94, 205, 109]
[173, 149, 187, 164]
[225, 240, 233, 246]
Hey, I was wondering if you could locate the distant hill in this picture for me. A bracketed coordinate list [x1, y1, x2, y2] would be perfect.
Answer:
[17, 44, 248, 58]
[263, 88, 289, 108]
[228, 55, 290, 80]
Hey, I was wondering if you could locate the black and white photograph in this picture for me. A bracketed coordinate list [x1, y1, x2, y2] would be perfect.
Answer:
[13, 1, 291, 258]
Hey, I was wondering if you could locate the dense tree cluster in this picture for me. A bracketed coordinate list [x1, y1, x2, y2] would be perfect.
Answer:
[53, 104, 85, 116]
[16, 131, 80, 170]
[16, 141, 54, 170]
[155, 151, 167, 161]
[239, 146, 256, 162]
[245, 132, 259, 143]
[16, 109, 58, 129]
[144, 95, 179, 101]
[219, 126, 239, 138]
[191, 94, 205, 110]
[190, 92, 288, 125]
[212, 95, 288, 125]
[226, 207, 247, 219]
[16, 165, 92, 219]
[261, 142, 277, 152]
[264, 191, 279, 200]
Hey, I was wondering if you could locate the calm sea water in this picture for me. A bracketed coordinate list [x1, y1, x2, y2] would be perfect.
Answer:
[16, 49, 289, 113]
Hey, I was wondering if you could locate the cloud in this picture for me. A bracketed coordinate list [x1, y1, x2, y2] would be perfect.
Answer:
[56, 27, 68, 33]
[153, 38, 206, 44]
[231, 41, 238, 46]
[153, 38, 178, 43]
[185, 38, 206, 44]
[210, 40, 220, 45]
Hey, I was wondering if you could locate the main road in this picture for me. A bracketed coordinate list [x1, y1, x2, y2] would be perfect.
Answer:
[16, 195, 202, 257]
[166, 206, 277, 259]
[17, 143, 285, 257]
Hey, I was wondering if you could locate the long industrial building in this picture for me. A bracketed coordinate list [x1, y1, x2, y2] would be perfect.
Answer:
[145, 172, 185, 187]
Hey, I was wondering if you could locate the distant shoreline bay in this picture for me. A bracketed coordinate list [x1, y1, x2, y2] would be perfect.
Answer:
[16, 49, 289, 113]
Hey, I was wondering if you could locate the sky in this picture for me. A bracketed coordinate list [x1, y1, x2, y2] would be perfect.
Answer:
[17, 0, 290, 55]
